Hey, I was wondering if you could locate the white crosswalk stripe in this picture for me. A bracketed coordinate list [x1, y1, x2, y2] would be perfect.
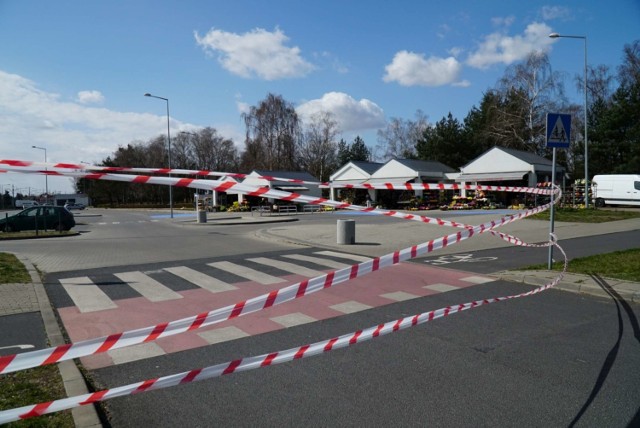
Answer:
[164, 266, 238, 293]
[60, 277, 118, 312]
[58, 252, 391, 309]
[207, 261, 285, 284]
[313, 250, 372, 263]
[282, 254, 351, 270]
[247, 257, 325, 278]
[114, 271, 183, 302]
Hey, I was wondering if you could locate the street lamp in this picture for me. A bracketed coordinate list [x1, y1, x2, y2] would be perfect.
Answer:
[549, 32, 589, 208]
[31, 145, 48, 204]
[144, 93, 174, 218]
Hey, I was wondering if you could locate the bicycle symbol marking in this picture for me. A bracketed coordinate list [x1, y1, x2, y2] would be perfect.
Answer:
[424, 254, 498, 266]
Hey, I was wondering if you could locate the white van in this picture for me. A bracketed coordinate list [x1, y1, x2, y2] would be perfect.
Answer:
[592, 174, 640, 207]
[18, 200, 39, 209]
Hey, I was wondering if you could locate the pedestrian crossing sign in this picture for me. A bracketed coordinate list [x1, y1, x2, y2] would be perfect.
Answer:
[546, 113, 571, 148]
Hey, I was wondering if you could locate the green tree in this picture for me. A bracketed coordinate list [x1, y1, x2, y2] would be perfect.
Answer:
[335, 136, 371, 168]
[416, 113, 469, 168]
[584, 40, 640, 176]
[349, 136, 371, 161]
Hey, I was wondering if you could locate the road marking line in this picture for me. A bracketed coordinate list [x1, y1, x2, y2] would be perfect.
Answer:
[313, 250, 371, 263]
[198, 326, 250, 345]
[424, 283, 460, 293]
[247, 257, 324, 278]
[207, 261, 285, 285]
[330, 300, 372, 314]
[114, 272, 183, 302]
[381, 291, 420, 302]
[270, 312, 317, 328]
[164, 266, 237, 293]
[60, 277, 118, 313]
[282, 254, 351, 270]
[460, 276, 494, 284]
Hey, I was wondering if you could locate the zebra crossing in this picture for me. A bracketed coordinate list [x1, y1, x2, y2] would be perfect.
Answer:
[53, 250, 494, 369]
[57, 250, 374, 312]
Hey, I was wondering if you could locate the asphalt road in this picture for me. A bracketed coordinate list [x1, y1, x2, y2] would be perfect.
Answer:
[0, 312, 46, 357]
[414, 229, 640, 274]
[92, 278, 640, 427]
[3, 209, 639, 426]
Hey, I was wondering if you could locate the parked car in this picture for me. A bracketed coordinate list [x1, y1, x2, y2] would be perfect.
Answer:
[64, 203, 86, 210]
[0, 206, 75, 232]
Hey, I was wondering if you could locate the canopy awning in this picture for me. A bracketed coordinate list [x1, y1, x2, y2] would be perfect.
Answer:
[274, 185, 309, 191]
[364, 177, 416, 185]
[328, 179, 366, 187]
[457, 171, 528, 182]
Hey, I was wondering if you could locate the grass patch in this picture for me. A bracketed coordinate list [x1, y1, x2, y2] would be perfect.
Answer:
[0, 254, 74, 426]
[528, 207, 640, 223]
[527, 248, 640, 282]
[0, 365, 74, 427]
[0, 253, 31, 284]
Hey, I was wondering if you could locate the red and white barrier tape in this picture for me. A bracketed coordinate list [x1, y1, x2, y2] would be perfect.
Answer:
[0, 239, 567, 424]
[0, 160, 564, 422]
[0, 159, 328, 187]
[0, 200, 554, 375]
[0, 164, 558, 232]
[0, 159, 555, 195]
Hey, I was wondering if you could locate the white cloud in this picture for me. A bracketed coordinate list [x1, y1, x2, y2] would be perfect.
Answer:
[491, 15, 515, 27]
[436, 23, 451, 40]
[76, 90, 104, 104]
[452, 80, 471, 88]
[236, 100, 250, 114]
[466, 22, 554, 69]
[296, 92, 386, 133]
[0, 70, 201, 193]
[541, 6, 571, 21]
[194, 27, 315, 80]
[383, 51, 463, 87]
[448, 46, 464, 58]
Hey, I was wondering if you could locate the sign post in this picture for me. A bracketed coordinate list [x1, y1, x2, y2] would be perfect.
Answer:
[546, 113, 571, 269]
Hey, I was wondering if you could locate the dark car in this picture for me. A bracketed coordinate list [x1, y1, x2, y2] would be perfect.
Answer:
[65, 203, 86, 210]
[0, 206, 75, 232]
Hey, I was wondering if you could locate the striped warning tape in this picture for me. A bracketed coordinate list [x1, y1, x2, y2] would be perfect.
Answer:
[0, 159, 555, 195]
[0, 159, 327, 187]
[0, 163, 558, 232]
[0, 199, 553, 375]
[0, 161, 564, 422]
[0, 239, 567, 424]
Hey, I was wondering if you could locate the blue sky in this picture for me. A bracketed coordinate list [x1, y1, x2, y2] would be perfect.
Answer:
[1, 0, 638, 194]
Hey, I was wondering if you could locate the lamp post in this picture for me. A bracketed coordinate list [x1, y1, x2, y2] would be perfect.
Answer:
[549, 32, 589, 208]
[31, 145, 48, 204]
[144, 93, 173, 218]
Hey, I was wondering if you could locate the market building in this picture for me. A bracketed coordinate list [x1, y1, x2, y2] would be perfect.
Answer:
[328, 159, 456, 208]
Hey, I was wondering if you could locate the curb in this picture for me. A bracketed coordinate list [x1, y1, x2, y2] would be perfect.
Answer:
[493, 270, 640, 303]
[256, 227, 640, 304]
[15, 254, 102, 428]
[177, 215, 300, 227]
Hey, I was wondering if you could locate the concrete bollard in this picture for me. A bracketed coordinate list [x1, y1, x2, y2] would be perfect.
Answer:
[197, 210, 207, 223]
[337, 219, 355, 244]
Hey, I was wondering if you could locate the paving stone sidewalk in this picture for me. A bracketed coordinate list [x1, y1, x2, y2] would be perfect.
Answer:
[0, 283, 40, 316]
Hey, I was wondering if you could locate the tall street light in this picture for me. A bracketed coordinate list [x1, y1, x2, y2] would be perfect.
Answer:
[32, 145, 48, 204]
[144, 93, 174, 218]
[549, 32, 589, 208]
